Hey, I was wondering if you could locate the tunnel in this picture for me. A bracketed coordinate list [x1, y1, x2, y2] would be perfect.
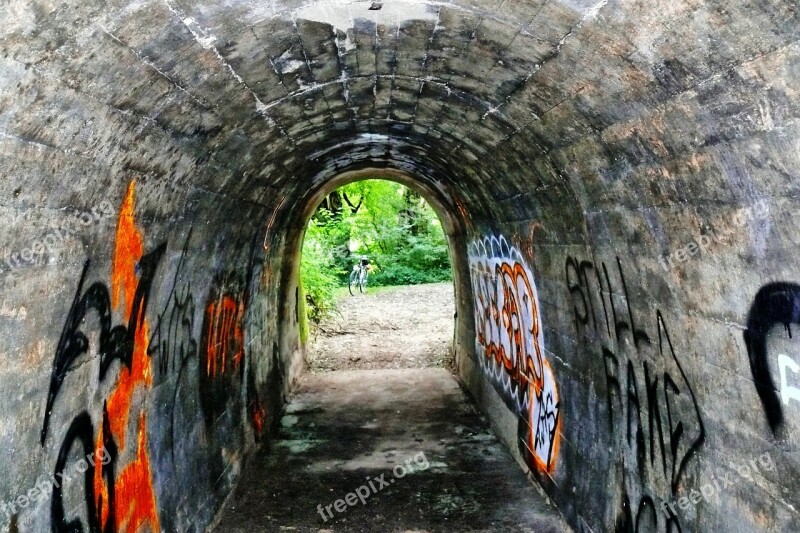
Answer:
[1, 0, 798, 530]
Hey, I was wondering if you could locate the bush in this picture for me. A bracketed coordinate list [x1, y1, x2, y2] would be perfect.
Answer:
[300, 220, 341, 324]
[370, 264, 451, 286]
[370, 236, 451, 286]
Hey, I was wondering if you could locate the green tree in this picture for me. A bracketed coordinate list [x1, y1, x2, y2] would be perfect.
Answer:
[300, 180, 452, 323]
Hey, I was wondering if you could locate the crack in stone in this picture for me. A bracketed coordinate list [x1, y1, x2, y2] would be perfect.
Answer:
[162, 0, 296, 144]
[98, 25, 211, 110]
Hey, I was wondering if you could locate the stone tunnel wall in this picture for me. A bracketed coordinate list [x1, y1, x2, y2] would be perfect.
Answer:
[2, 0, 800, 531]
[0, 34, 308, 524]
[0, 170, 304, 529]
[0, 0, 311, 529]
[452, 9, 800, 531]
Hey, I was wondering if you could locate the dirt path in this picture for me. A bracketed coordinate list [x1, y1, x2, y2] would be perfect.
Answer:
[308, 283, 455, 372]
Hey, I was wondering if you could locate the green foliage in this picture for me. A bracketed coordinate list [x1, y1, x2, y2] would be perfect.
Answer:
[300, 217, 343, 324]
[297, 283, 309, 344]
[299, 179, 452, 325]
[369, 233, 451, 286]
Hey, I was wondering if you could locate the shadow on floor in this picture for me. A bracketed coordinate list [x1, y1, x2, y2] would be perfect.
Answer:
[210, 368, 571, 532]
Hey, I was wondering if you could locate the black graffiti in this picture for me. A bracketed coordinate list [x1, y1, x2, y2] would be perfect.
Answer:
[616, 481, 681, 533]
[51, 412, 99, 533]
[148, 230, 197, 377]
[600, 341, 704, 492]
[657, 311, 705, 494]
[534, 387, 560, 470]
[142, 230, 205, 468]
[41, 244, 166, 446]
[566, 255, 705, 529]
[743, 282, 800, 435]
[41, 244, 165, 532]
[516, 383, 561, 474]
[565, 257, 650, 348]
[51, 407, 120, 533]
[615, 493, 658, 533]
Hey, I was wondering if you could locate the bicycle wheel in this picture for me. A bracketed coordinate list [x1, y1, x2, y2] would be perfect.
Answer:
[348, 269, 358, 296]
[359, 271, 367, 293]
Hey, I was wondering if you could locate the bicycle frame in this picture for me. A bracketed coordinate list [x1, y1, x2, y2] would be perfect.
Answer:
[348, 263, 369, 295]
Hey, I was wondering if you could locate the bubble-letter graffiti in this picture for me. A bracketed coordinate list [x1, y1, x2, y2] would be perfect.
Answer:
[469, 234, 560, 474]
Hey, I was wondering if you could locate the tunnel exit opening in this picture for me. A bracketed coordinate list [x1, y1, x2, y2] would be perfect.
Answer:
[299, 177, 456, 373]
[272, 166, 477, 385]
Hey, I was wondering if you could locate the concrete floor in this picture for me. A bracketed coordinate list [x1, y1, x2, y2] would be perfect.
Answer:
[210, 368, 570, 532]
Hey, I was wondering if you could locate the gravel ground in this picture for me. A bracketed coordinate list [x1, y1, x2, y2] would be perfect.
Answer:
[307, 283, 455, 372]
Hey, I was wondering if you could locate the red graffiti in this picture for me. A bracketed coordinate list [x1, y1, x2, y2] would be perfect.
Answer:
[203, 294, 244, 378]
[94, 181, 160, 532]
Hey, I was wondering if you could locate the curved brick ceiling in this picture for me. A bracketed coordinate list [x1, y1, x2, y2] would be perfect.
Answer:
[5, 0, 794, 228]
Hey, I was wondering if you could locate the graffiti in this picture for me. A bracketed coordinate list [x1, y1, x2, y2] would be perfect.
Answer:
[743, 282, 800, 435]
[36, 181, 272, 530]
[615, 477, 681, 533]
[566, 255, 705, 530]
[41, 182, 163, 532]
[96, 181, 161, 533]
[468, 234, 560, 474]
[148, 229, 197, 377]
[199, 276, 246, 427]
[51, 412, 99, 531]
[40, 251, 163, 446]
[778, 354, 800, 406]
[203, 293, 244, 378]
[247, 366, 267, 437]
[145, 228, 203, 467]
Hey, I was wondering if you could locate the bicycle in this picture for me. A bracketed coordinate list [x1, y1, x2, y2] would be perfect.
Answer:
[348, 258, 369, 295]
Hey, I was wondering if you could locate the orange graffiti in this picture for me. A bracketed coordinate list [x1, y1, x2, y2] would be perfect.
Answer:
[112, 182, 144, 317]
[528, 359, 562, 475]
[94, 181, 160, 532]
[453, 195, 472, 227]
[114, 414, 161, 532]
[470, 235, 561, 474]
[476, 262, 546, 408]
[204, 294, 244, 377]
[250, 400, 266, 435]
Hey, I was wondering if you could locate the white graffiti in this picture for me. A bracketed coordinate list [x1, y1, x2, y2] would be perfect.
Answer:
[468, 234, 560, 472]
[778, 353, 800, 406]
